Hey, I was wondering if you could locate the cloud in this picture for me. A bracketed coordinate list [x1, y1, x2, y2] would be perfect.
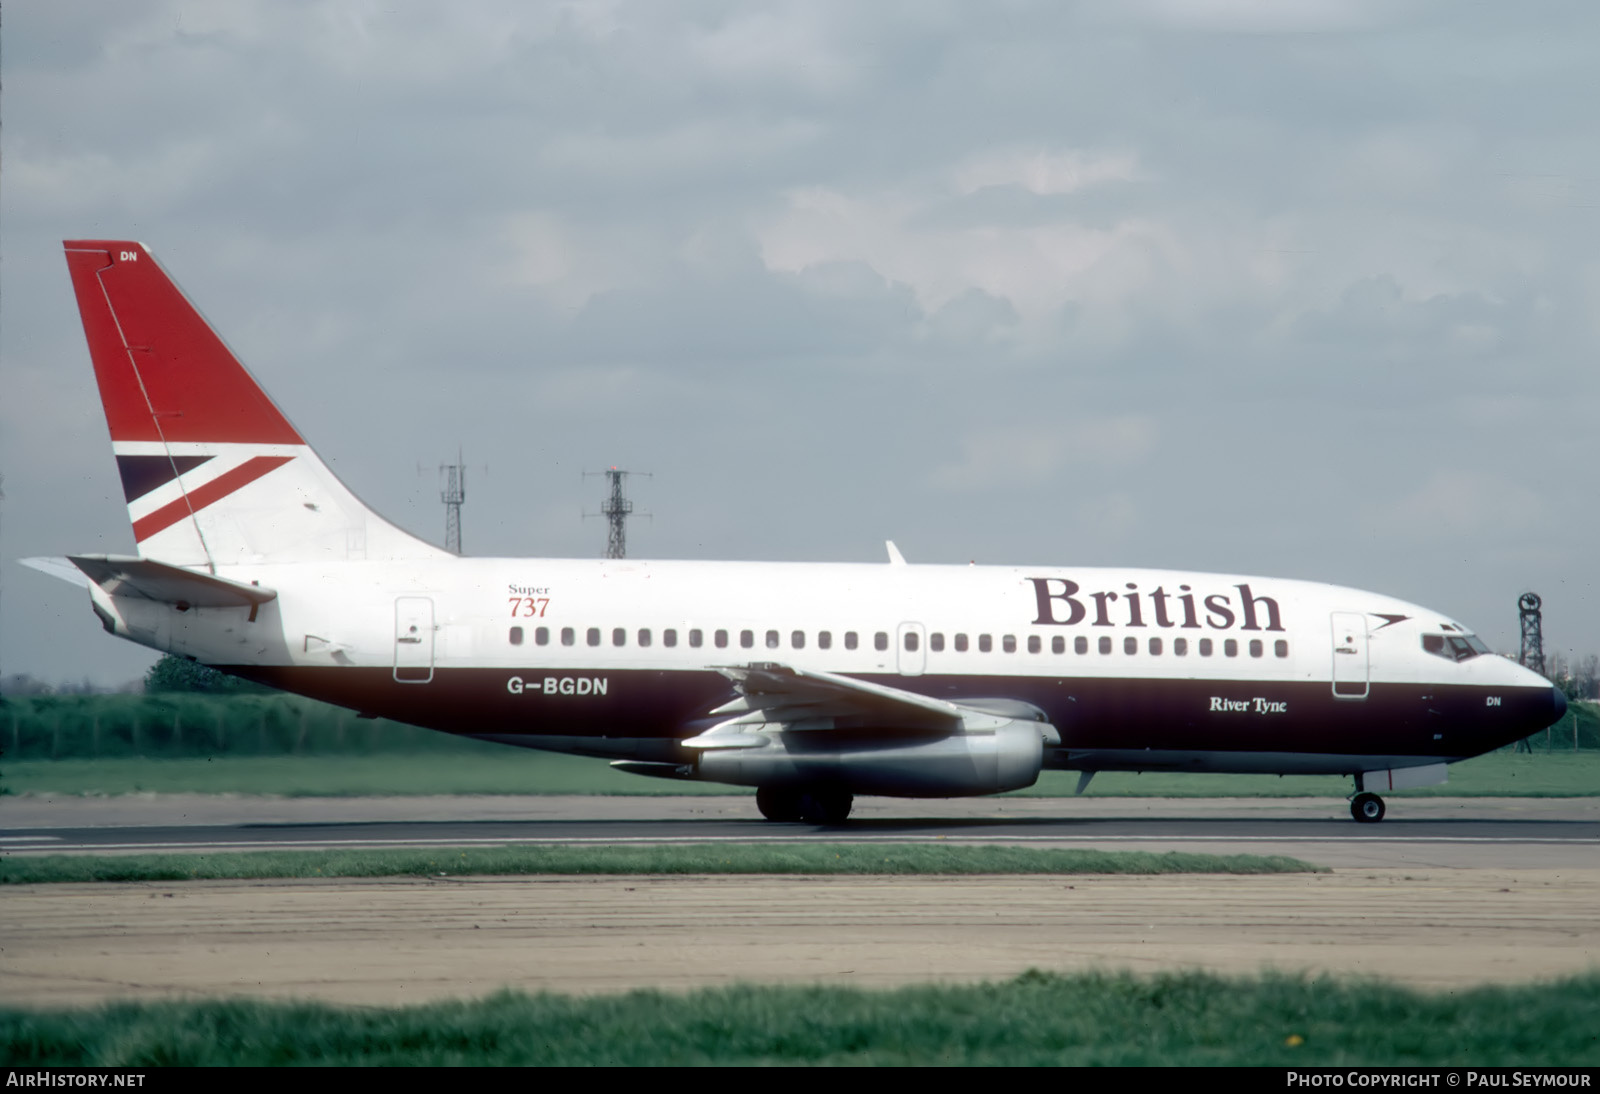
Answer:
[1089, 0, 1399, 33]
[1364, 471, 1545, 540]
[929, 416, 1156, 492]
[757, 164, 1173, 338]
[952, 148, 1142, 197]
[1293, 274, 1527, 363]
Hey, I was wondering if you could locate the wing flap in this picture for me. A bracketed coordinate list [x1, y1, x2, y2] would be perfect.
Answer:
[712, 662, 970, 736]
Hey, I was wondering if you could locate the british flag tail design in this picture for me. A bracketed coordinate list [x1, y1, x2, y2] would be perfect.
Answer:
[63, 241, 446, 567]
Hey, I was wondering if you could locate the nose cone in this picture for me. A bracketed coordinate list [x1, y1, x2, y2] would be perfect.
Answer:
[1552, 686, 1568, 723]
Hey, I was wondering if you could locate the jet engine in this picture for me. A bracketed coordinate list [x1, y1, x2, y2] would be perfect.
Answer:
[693, 717, 1050, 797]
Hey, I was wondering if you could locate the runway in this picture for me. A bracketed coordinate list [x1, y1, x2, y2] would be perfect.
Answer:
[4, 796, 1598, 1004]
[3, 794, 1598, 868]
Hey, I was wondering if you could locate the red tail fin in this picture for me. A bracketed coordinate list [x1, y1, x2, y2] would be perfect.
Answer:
[62, 240, 445, 566]
[63, 241, 303, 445]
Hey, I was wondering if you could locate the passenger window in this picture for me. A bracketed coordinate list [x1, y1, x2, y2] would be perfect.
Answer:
[766, 630, 779, 649]
[1002, 635, 1017, 654]
[1052, 635, 1065, 654]
[979, 634, 993, 653]
[1249, 639, 1262, 658]
[1099, 637, 1112, 655]
[792, 630, 805, 649]
[930, 633, 944, 652]
[1027, 635, 1041, 654]
[561, 627, 575, 647]
[1225, 639, 1238, 657]
[819, 631, 832, 650]
[875, 632, 889, 651]
[741, 630, 754, 649]
[1174, 637, 1187, 656]
[689, 629, 703, 648]
[1149, 637, 1162, 656]
[1199, 638, 1212, 657]
[714, 629, 728, 649]
[535, 627, 549, 646]
[587, 627, 601, 647]
[1075, 636, 1088, 655]
[904, 631, 919, 652]
[663, 629, 677, 648]
[612, 628, 626, 647]
[955, 633, 969, 652]
[509, 626, 524, 646]
[1124, 637, 1137, 655]
[845, 632, 859, 650]
[638, 628, 652, 647]
[1275, 640, 1288, 658]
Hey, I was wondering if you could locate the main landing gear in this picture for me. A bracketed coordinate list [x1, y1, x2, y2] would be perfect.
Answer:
[1350, 791, 1386, 824]
[756, 786, 854, 825]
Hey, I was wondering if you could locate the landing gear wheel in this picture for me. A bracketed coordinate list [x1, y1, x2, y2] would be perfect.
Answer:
[756, 787, 803, 822]
[1350, 792, 1386, 824]
[798, 790, 854, 825]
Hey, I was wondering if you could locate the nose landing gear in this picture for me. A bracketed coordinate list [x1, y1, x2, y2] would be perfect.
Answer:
[1350, 791, 1386, 823]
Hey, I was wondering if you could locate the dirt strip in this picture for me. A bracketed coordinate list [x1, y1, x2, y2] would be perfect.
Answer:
[3, 868, 1598, 1006]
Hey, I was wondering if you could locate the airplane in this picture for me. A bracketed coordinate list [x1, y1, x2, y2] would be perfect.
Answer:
[24, 239, 1567, 825]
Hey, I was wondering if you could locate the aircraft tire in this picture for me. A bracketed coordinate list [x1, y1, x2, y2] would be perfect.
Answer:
[799, 789, 854, 825]
[1350, 792, 1386, 823]
[756, 786, 804, 822]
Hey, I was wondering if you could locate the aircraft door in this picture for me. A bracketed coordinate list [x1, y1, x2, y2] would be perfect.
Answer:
[1330, 611, 1369, 700]
[897, 622, 927, 677]
[394, 597, 435, 683]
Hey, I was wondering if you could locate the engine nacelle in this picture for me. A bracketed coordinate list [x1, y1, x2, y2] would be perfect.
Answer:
[694, 720, 1048, 797]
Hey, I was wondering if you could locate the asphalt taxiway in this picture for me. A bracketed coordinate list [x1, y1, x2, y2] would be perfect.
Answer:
[4, 794, 1598, 868]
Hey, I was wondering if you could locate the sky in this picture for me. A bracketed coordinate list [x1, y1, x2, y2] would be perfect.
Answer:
[3, 0, 1598, 687]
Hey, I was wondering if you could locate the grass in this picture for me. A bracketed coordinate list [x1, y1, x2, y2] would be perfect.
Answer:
[0, 844, 1323, 884]
[3, 970, 1598, 1065]
[4, 747, 1598, 798]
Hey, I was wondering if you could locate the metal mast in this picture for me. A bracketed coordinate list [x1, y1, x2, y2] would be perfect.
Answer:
[440, 451, 466, 555]
[585, 468, 649, 559]
[1518, 592, 1545, 677]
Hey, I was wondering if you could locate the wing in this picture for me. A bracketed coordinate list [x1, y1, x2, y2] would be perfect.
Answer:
[682, 662, 1049, 750]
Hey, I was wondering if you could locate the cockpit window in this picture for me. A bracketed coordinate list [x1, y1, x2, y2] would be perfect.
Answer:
[1422, 632, 1490, 662]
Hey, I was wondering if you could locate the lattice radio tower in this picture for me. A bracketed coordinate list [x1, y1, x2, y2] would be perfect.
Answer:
[584, 468, 649, 559]
[1518, 592, 1545, 677]
[432, 450, 467, 555]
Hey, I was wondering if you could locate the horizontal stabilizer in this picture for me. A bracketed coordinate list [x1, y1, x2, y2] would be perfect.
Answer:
[19, 556, 92, 589]
[68, 554, 277, 609]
